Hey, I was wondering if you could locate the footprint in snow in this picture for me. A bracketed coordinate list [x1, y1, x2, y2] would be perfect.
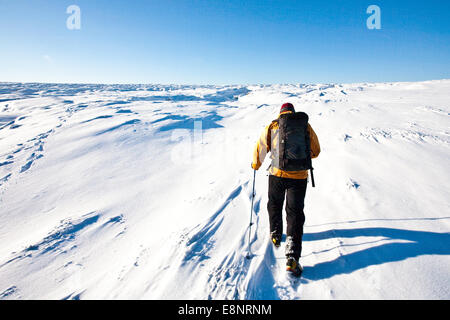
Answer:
[0, 286, 18, 299]
[347, 179, 360, 189]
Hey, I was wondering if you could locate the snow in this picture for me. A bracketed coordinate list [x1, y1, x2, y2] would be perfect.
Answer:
[0, 80, 449, 300]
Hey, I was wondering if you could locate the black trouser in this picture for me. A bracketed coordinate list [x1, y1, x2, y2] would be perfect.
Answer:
[267, 175, 307, 260]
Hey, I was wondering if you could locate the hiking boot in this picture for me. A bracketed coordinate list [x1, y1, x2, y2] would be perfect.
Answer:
[271, 232, 281, 248]
[286, 256, 303, 277]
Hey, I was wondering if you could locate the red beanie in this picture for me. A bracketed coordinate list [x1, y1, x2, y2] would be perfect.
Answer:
[280, 103, 295, 113]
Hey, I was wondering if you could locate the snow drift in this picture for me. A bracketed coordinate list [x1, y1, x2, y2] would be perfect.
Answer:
[0, 80, 449, 299]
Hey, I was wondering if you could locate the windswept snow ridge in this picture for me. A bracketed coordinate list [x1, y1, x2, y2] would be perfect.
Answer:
[0, 80, 449, 299]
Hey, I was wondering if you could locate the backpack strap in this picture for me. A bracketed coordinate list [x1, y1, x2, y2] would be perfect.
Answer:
[266, 119, 278, 152]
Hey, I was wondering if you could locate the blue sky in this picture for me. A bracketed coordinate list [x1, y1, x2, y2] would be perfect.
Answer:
[0, 0, 449, 84]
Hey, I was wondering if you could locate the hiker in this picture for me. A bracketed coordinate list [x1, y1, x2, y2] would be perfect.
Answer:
[251, 103, 320, 277]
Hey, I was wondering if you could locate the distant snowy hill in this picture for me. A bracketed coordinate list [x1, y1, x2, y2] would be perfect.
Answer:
[0, 80, 449, 299]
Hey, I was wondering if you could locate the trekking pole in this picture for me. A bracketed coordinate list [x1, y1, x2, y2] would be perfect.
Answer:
[246, 169, 256, 259]
[310, 168, 316, 188]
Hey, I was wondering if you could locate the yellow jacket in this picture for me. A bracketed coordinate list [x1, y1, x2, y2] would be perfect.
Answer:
[251, 111, 320, 179]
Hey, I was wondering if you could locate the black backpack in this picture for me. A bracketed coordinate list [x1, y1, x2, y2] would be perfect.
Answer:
[272, 112, 316, 186]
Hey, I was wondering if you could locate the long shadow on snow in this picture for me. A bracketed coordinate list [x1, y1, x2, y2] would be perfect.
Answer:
[307, 216, 450, 227]
[302, 227, 450, 281]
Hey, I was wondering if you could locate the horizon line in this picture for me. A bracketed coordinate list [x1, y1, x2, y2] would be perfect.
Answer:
[0, 78, 449, 87]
